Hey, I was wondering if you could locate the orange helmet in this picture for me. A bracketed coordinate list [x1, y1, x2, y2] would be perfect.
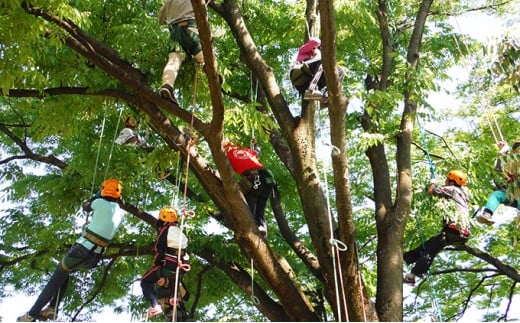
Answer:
[447, 170, 467, 186]
[159, 206, 178, 223]
[125, 116, 137, 128]
[101, 178, 122, 199]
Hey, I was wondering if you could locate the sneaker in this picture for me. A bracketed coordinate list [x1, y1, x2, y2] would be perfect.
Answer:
[38, 306, 56, 321]
[159, 84, 178, 104]
[146, 305, 163, 318]
[403, 274, 415, 287]
[476, 210, 495, 225]
[303, 89, 324, 101]
[16, 313, 35, 322]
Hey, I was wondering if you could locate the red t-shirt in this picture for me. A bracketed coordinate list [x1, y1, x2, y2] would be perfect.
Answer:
[226, 147, 263, 175]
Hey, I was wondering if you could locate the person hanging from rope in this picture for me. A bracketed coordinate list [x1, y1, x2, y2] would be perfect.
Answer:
[114, 115, 175, 180]
[403, 170, 471, 286]
[223, 139, 275, 239]
[477, 140, 520, 225]
[158, 0, 205, 104]
[114, 115, 148, 147]
[140, 206, 190, 318]
[289, 37, 346, 105]
[17, 179, 126, 322]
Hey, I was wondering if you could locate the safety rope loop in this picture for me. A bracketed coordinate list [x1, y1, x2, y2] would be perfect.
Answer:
[329, 238, 348, 251]
[179, 262, 191, 272]
[182, 208, 196, 218]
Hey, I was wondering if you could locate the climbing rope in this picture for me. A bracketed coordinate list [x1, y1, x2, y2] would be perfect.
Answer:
[414, 116, 444, 321]
[170, 150, 183, 209]
[89, 106, 108, 196]
[104, 108, 124, 180]
[250, 258, 260, 305]
[171, 61, 201, 322]
[450, 12, 505, 145]
[320, 138, 349, 321]
[416, 116, 436, 180]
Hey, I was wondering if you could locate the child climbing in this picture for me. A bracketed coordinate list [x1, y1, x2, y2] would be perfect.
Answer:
[17, 179, 126, 322]
[114, 116, 148, 147]
[140, 206, 190, 319]
[223, 139, 275, 239]
[403, 170, 471, 286]
[158, 0, 204, 104]
[289, 37, 346, 104]
[477, 140, 520, 225]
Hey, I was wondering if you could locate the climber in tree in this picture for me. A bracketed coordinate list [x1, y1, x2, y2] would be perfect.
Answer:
[223, 139, 275, 239]
[477, 140, 520, 225]
[403, 170, 471, 286]
[140, 206, 190, 318]
[17, 179, 126, 322]
[289, 37, 346, 104]
[158, 0, 205, 104]
[115, 115, 148, 147]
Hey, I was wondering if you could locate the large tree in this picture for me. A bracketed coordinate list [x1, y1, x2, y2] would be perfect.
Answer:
[1, 0, 519, 321]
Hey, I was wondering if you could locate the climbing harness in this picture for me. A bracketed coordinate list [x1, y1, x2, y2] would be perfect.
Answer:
[308, 64, 323, 96]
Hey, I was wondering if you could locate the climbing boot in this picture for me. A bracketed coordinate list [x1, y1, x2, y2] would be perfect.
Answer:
[16, 313, 35, 322]
[38, 306, 56, 321]
[476, 209, 495, 225]
[160, 52, 184, 103]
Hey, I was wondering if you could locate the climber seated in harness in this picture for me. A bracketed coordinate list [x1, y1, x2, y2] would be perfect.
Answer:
[289, 37, 346, 104]
[17, 179, 126, 322]
[115, 115, 149, 148]
[140, 206, 190, 318]
[403, 170, 471, 287]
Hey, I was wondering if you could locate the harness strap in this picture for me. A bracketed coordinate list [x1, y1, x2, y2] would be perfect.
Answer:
[83, 229, 110, 247]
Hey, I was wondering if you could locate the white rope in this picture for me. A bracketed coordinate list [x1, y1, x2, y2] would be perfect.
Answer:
[250, 258, 259, 305]
[320, 140, 349, 322]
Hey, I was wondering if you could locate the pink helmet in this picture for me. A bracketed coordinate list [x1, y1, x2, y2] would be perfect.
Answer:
[296, 37, 321, 62]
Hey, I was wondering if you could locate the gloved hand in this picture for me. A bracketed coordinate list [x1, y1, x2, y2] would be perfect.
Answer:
[429, 178, 437, 185]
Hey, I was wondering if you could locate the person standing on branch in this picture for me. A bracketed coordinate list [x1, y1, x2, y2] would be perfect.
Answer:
[477, 140, 520, 225]
[223, 139, 275, 239]
[158, 0, 205, 104]
[140, 206, 190, 318]
[403, 170, 471, 286]
[17, 179, 126, 322]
